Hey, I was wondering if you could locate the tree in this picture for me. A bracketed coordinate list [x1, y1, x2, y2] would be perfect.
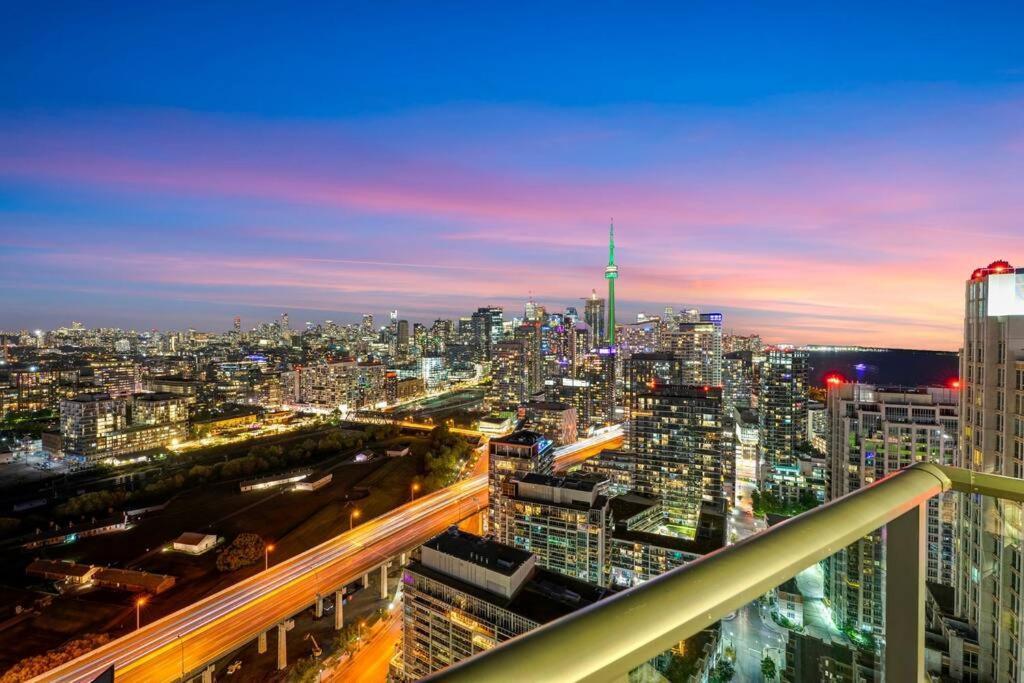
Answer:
[797, 489, 819, 511]
[663, 650, 695, 683]
[1, 633, 110, 682]
[761, 655, 777, 682]
[711, 659, 735, 682]
[336, 623, 365, 657]
[287, 657, 321, 683]
[216, 533, 265, 572]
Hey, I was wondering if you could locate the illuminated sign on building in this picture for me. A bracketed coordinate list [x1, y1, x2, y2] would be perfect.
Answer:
[987, 272, 1024, 317]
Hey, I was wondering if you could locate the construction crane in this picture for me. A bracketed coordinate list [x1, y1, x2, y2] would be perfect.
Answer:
[305, 633, 322, 658]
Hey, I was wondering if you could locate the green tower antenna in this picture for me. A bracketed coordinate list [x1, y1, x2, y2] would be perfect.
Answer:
[604, 221, 618, 345]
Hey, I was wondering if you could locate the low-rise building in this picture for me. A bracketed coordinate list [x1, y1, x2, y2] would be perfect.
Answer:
[172, 532, 219, 555]
[477, 412, 516, 437]
[294, 472, 332, 491]
[239, 469, 311, 492]
[775, 577, 805, 629]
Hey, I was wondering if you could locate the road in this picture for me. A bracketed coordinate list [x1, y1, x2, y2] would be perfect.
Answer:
[324, 607, 403, 682]
[721, 601, 786, 682]
[722, 463, 780, 682]
[35, 427, 622, 683]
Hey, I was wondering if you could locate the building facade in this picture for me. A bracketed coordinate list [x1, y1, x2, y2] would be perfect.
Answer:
[956, 261, 1024, 682]
[760, 349, 809, 501]
[825, 383, 959, 637]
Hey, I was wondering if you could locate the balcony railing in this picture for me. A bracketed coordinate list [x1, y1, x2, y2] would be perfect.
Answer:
[426, 463, 1024, 683]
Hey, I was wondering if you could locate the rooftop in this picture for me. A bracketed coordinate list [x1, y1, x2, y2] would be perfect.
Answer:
[493, 430, 547, 447]
[424, 527, 534, 577]
[608, 492, 659, 523]
[525, 400, 572, 412]
[133, 392, 180, 402]
[407, 560, 610, 626]
[174, 532, 216, 546]
[68, 393, 114, 403]
[517, 472, 604, 493]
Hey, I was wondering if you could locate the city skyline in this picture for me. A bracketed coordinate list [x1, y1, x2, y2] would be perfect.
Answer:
[3, 5, 1024, 349]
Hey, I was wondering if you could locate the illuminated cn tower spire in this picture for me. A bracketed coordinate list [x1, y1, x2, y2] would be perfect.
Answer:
[604, 221, 618, 345]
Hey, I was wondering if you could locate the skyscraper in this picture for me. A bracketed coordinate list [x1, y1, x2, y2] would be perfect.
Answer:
[583, 290, 606, 348]
[487, 339, 528, 410]
[605, 223, 618, 346]
[666, 313, 723, 386]
[759, 349, 809, 501]
[397, 319, 410, 355]
[956, 260, 1024, 681]
[513, 323, 543, 397]
[824, 383, 959, 637]
[630, 383, 726, 534]
[487, 431, 555, 542]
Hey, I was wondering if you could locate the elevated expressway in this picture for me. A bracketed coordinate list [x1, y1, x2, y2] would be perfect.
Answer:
[37, 427, 622, 682]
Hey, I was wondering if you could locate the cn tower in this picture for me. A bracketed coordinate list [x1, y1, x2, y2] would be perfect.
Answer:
[604, 222, 618, 345]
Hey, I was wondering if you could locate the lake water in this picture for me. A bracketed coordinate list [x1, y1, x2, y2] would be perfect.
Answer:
[803, 348, 959, 388]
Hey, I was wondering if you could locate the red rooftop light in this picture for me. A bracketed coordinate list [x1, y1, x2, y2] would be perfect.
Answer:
[949, 379, 961, 390]
[825, 374, 843, 386]
[971, 260, 1013, 280]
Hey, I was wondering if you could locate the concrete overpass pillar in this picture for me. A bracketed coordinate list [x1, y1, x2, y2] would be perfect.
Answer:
[277, 619, 294, 671]
[201, 665, 214, 683]
[334, 589, 345, 630]
[257, 630, 267, 654]
[379, 563, 389, 600]
[400, 551, 407, 565]
[361, 573, 370, 589]
[314, 593, 323, 619]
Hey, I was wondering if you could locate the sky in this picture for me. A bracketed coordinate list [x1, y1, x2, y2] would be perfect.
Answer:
[1, 3, 1023, 350]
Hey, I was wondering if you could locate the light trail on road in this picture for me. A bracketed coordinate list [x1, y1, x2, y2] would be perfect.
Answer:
[35, 427, 622, 683]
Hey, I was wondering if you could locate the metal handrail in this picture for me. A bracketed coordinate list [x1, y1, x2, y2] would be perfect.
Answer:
[426, 463, 1024, 683]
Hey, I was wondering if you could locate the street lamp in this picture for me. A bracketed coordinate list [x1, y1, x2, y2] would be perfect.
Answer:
[410, 482, 420, 502]
[349, 509, 361, 530]
[135, 595, 148, 630]
[265, 543, 275, 571]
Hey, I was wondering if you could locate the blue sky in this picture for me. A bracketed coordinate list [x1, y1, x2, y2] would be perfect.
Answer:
[1, 3, 1022, 347]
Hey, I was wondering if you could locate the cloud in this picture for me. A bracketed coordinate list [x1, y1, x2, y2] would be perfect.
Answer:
[1, 94, 1022, 348]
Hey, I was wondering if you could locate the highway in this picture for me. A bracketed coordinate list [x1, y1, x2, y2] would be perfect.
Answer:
[35, 426, 622, 683]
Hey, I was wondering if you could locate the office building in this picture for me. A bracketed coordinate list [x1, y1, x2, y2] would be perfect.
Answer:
[825, 383, 959, 637]
[956, 261, 1024, 682]
[420, 354, 447, 392]
[584, 290, 606, 348]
